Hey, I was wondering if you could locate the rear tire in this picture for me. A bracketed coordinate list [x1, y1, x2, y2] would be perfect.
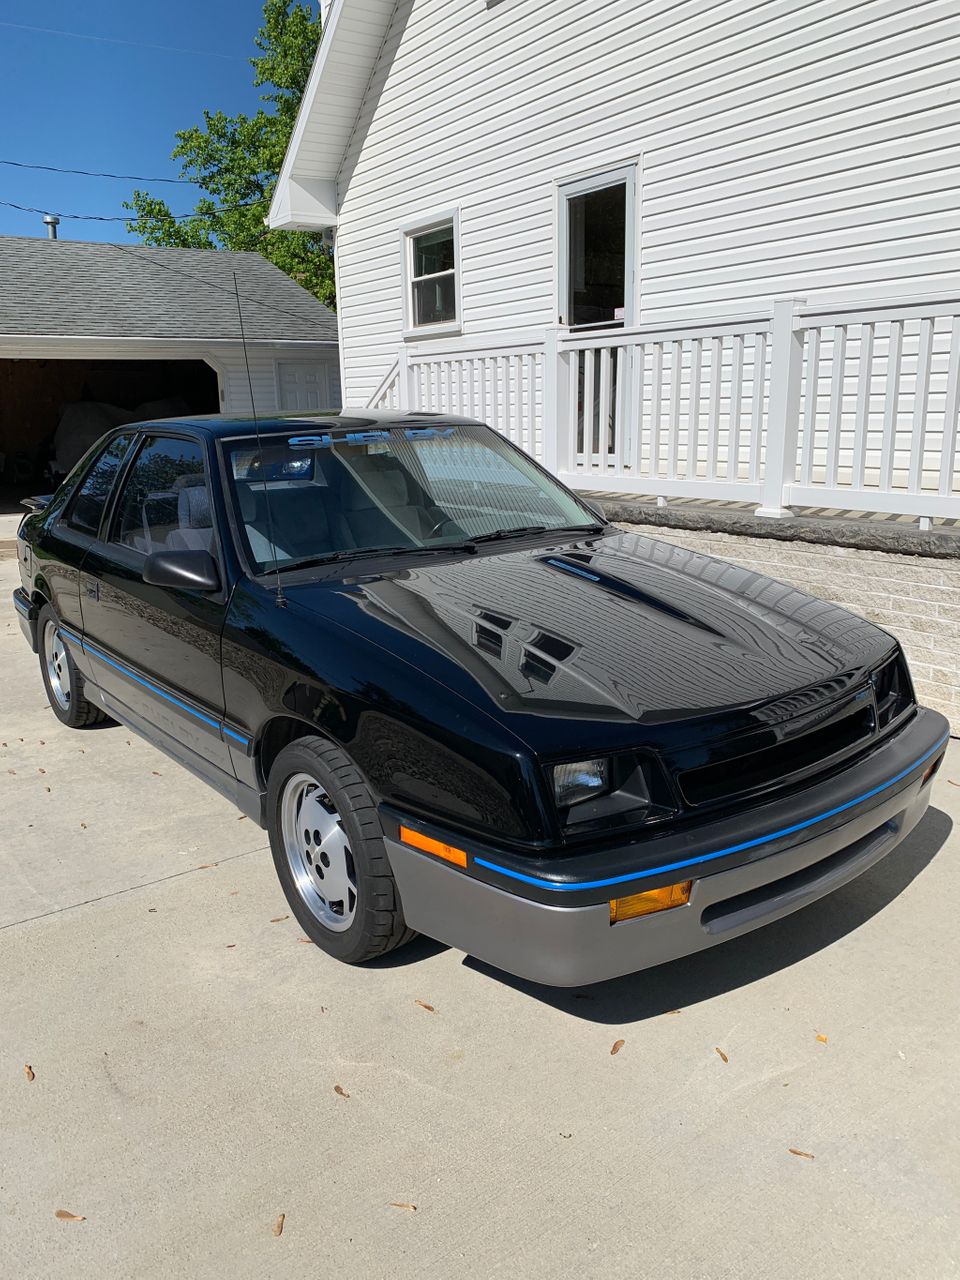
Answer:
[266, 735, 415, 965]
[37, 604, 109, 729]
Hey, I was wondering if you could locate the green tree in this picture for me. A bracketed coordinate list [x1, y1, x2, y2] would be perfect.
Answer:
[124, 1, 335, 308]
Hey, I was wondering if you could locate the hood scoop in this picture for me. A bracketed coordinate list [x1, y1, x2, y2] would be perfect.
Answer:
[542, 554, 726, 639]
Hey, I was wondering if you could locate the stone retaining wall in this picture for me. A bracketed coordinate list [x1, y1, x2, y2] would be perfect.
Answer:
[618, 522, 959, 726]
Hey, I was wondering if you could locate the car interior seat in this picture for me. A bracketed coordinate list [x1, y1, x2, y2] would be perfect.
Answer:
[335, 455, 458, 547]
[238, 483, 333, 567]
[167, 483, 216, 554]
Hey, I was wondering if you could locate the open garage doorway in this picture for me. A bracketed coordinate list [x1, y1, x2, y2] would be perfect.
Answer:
[0, 357, 219, 512]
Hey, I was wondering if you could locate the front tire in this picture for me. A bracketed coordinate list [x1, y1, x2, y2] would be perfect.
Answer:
[37, 605, 108, 728]
[267, 736, 415, 965]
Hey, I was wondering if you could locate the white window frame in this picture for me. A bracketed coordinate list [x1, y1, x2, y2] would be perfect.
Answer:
[400, 208, 462, 340]
[556, 162, 638, 330]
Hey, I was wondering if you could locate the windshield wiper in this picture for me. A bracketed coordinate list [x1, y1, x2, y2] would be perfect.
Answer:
[277, 544, 464, 573]
[271, 524, 607, 575]
[463, 522, 605, 548]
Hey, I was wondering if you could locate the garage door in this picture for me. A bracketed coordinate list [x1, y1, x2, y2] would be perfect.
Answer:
[277, 360, 342, 411]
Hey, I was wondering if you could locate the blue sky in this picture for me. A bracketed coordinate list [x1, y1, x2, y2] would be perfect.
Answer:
[0, 0, 274, 243]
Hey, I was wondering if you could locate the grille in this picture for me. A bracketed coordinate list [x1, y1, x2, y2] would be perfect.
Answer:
[678, 696, 877, 808]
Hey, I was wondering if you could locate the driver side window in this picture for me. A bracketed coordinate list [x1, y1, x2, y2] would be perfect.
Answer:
[109, 436, 213, 557]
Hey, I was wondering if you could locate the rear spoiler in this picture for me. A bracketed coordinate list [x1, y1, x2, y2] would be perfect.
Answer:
[20, 494, 53, 513]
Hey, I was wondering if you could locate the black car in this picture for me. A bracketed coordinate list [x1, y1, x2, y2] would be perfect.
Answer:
[13, 412, 949, 986]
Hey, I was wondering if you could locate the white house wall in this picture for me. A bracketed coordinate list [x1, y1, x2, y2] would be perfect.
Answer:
[334, 0, 960, 405]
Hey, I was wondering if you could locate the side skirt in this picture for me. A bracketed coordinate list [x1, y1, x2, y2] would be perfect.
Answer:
[89, 683, 267, 827]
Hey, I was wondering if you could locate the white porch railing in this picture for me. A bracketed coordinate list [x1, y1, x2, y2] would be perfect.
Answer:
[368, 294, 960, 526]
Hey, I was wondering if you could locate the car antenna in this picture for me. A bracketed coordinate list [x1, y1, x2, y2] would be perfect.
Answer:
[233, 271, 286, 608]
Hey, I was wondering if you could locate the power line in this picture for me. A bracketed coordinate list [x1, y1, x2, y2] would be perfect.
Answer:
[0, 20, 246, 61]
[0, 158, 198, 185]
[0, 197, 267, 223]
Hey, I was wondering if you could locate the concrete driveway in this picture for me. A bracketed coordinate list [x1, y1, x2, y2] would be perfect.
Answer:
[1, 553, 958, 1280]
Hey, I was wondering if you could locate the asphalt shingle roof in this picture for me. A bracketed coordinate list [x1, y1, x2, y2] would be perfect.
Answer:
[0, 236, 338, 342]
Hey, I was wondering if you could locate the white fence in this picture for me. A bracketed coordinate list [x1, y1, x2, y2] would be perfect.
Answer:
[369, 294, 960, 525]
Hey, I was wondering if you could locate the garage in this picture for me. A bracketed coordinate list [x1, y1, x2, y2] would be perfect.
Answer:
[0, 235, 340, 509]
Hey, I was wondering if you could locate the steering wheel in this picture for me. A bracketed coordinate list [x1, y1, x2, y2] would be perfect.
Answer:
[426, 516, 461, 540]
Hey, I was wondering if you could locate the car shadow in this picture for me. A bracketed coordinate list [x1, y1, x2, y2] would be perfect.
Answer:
[461, 806, 953, 1024]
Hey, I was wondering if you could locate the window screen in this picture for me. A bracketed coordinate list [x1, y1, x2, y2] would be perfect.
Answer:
[65, 433, 136, 536]
[410, 224, 457, 326]
[568, 183, 626, 327]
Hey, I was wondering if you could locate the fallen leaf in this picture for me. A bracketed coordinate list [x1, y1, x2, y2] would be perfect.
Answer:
[610, 1039, 625, 1055]
[197, 863, 217, 869]
[270, 915, 289, 923]
[126, 740, 132, 745]
[151, 770, 161, 776]
[229, 891, 239, 896]
[665, 1009, 682, 1015]
[272, 1213, 285, 1237]
[948, 778, 959, 788]
[79, 822, 86, 829]
[39, 740, 44, 745]
[237, 815, 247, 821]
[298, 938, 314, 944]
[6, 769, 15, 775]
[55, 1209, 86, 1221]
[560, 1132, 572, 1139]
[147, 908, 157, 914]
[389, 1202, 417, 1213]
[715, 1047, 729, 1063]
[226, 944, 236, 949]
[788, 1148, 815, 1160]
[816, 1033, 828, 1045]
[24, 1064, 35, 1082]
[334, 1085, 349, 1099]
[44, 786, 51, 793]
[415, 1000, 436, 1013]
[37, 767, 45, 774]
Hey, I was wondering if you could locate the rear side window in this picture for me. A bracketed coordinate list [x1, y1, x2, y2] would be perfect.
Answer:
[64, 433, 136, 535]
[109, 436, 212, 557]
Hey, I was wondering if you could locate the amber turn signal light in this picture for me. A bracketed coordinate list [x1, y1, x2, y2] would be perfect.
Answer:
[399, 825, 468, 868]
[609, 880, 693, 924]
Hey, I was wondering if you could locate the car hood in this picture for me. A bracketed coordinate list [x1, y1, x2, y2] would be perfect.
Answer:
[283, 529, 896, 756]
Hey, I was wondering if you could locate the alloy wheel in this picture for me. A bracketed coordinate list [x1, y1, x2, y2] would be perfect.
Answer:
[43, 620, 71, 711]
[280, 772, 358, 931]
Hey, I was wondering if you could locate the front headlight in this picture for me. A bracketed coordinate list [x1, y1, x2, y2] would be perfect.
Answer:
[550, 753, 674, 833]
[553, 758, 610, 808]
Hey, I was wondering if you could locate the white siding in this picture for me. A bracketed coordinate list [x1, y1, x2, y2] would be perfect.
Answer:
[333, 0, 960, 404]
[213, 347, 341, 414]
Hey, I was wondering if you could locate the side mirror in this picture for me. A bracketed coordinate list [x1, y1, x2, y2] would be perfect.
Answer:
[143, 549, 221, 593]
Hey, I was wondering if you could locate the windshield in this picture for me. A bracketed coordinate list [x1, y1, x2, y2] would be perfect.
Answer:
[222, 422, 599, 573]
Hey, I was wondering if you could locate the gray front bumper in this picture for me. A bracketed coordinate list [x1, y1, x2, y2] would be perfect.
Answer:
[386, 745, 941, 986]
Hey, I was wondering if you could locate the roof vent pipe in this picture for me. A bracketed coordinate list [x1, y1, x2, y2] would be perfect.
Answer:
[43, 214, 60, 240]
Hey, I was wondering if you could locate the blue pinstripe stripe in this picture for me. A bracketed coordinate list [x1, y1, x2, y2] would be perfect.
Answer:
[66, 629, 251, 748]
[474, 732, 950, 892]
[546, 558, 600, 582]
[13, 595, 30, 616]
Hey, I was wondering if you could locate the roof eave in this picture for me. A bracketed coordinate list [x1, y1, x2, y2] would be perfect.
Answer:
[268, 0, 397, 231]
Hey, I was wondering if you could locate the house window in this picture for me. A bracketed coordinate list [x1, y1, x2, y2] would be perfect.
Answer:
[558, 165, 636, 329]
[402, 211, 461, 335]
